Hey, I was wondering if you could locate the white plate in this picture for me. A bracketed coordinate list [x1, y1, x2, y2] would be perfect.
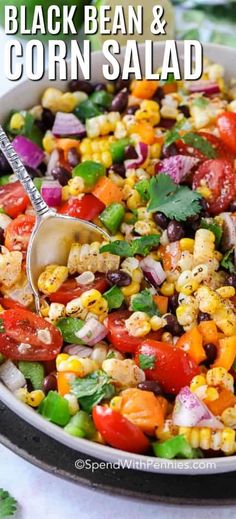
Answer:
[1, 41, 236, 475]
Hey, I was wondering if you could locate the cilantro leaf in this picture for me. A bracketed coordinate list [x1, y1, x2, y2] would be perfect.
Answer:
[100, 235, 160, 258]
[57, 318, 84, 344]
[138, 354, 156, 370]
[135, 179, 150, 202]
[131, 289, 160, 317]
[71, 370, 115, 412]
[165, 118, 187, 147]
[106, 351, 116, 360]
[192, 97, 209, 108]
[200, 218, 223, 247]
[182, 132, 216, 159]
[0, 489, 17, 518]
[103, 285, 124, 310]
[221, 248, 236, 274]
[148, 173, 202, 222]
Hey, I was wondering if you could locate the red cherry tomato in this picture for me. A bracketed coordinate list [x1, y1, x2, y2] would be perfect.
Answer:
[217, 112, 236, 154]
[192, 159, 236, 215]
[5, 214, 36, 253]
[176, 131, 234, 161]
[58, 194, 105, 220]
[49, 275, 109, 305]
[92, 406, 150, 453]
[106, 310, 162, 354]
[0, 181, 29, 218]
[0, 309, 63, 360]
[135, 340, 200, 394]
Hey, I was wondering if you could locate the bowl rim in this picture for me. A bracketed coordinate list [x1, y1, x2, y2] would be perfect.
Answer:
[1, 40, 236, 475]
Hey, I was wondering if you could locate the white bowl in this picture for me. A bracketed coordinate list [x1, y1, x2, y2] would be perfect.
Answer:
[1, 41, 236, 475]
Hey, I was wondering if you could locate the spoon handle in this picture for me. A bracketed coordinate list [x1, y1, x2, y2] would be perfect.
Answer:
[0, 127, 51, 218]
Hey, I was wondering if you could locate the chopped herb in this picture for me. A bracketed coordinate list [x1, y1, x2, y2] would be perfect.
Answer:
[57, 318, 85, 344]
[103, 285, 125, 310]
[0, 489, 17, 518]
[135, 179, 150, 202]
[100, 235, 160, 258]
[182, 132, 216, 159]
[148, 173, 202, 222]
[221, 248, 236, 274]
[200, 218, 223, 247]
[138, 353, 156, 370]
[165, 118, 187, 147]
[106, 351, 116, 360]
[71, 370, 115, 413]
[131, 289, 160, 317]
[192, 97, 209, 108]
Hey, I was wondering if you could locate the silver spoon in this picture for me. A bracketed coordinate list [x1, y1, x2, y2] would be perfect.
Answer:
[0, 128, 109, 312]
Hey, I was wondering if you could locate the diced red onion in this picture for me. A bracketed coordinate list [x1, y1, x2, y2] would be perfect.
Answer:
[75, 317, 107, 346]
[140, 256, 166, 287]
[63, 344, 93, 357]
[0, 360, 26, 392]
[52, 112, 86, 138]
[156, 155, 199, 183]
[46, 149, 60, 176]
[221, 213, 236, 251]
[125, 142, 149, 170]
[173, 387, 223, 429]
[188, 81, 220, 96]
[13, 135, 45, 169]
[41, 180, 62, 208]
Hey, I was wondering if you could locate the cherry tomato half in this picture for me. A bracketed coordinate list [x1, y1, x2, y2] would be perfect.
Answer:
[135, 340, 200, 394]
[92, 406, 150, 453]
[0, 181, 29, 218]
[0, 298, 25, 310]
[5, 214, 36, 253]
[217, 112, 236, 154]
[58, 194, 105, 220]
[49, 275, 109, 305]
[106, 310, 162, 354]
[0, 309, 63, 360]
[192, 159, 236, 215]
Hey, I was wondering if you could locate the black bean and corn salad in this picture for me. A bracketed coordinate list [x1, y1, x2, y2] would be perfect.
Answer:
[1, 61, 236, 459]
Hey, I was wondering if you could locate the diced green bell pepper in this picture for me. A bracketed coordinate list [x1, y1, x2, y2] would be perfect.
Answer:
[33, 177, 43, 192]
[100, 202, 125, 234]
[153, 435, 201, 459]
[38, 391, 70, 427]
[74, 100, 102, 122]
[56, 317, 84, 344]
[135, 179, 150, 203]
[90, 90, 113, 109]
[64, 410, 96, 439]
[72, 160, 105, 188]
[103, 285, 125, 310]
[110, 138, 130, 163]
[18, 361, 45, 390]
[0, 175, 10, 186]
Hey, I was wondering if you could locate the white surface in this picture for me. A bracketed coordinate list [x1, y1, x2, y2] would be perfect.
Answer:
[1, 28, 236, 519]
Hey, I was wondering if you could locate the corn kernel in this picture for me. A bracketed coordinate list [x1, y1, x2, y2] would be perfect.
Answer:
[27, 390, 45, 407]
[62, 186, 70, 201]
[121, 281, 140, 297]
[204, 387, 219, 402]
[15, 387, 28, 403]
[216, 286, 236, 299]
[160, 282, 175, 296]
[80, 289, 102, 309]
[180, 238, 195, 252]
[214, 251, 223, 261]
[190, 375, 206, 392]
[150, 315, 166, 331]
[38, 266, 69, 295]
[10, 112, 25, 131]
[150, 143, 161, 159]
[196, 186, 212, 199]
[127, 191, 141, 210]
[43, 131, 57, 153]
[206, 367, 234, 392]
[110, 396, 122, 412]
[181, 279, 199, 296]
[221, 407, 236, 428]
[161, 332, 173, 343]
[101, 151, 112, 168]
[60, 92, 78, 112]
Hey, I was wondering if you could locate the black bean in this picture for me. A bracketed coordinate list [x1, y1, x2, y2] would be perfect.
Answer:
[67, 148, 80, 168]
[228, 200, 236, 212]
[111, 88, 129, 113]
[36, 108, 55, 133]
[161, 142, 178, 158]
[69, 80, 94, 95]
[167, 220, 185, 242]
[137, 381, 163, 396]
[198, 311, 211, 323]
[115, 78, 130, 93]
[0, 151, 12, 174]
[152, 86, 165, 102]
[153, 211, 169, 229]
[227, 274, 236, 289]
[43, 373, 57, 395]
[204, 343, 217, 365]
[168, 293, 179, 313]
[126, 105, 139, 115]
[160, 118, 176, 130]
[125, 145, 138, 161]
[26, 166, 43, 179]
[179, 105, 190, 118]
[0, 227, 5, 245]
[52, 166, 71, 186]
[94, 82, 107, 92]
[164, 314, 183, 336]
[109, 163, 126, 177]
[107, 270, 132, 287]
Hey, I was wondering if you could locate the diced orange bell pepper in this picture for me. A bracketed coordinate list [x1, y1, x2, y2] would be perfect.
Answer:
[92, 177, 123, 206]
[130, 122, 156, 145]
[153, 295, 168, 315]
[198, 321, 219, 346]
[207, 389, 236, 416]
[157, 396, 168, 418]
[163, 82, 177, 95]
[162, 241, 181, 272]
[57, 138, 80, 152]
[176, 327, 206, 365]
[120, 388, 164, 435]
[57, 372, 77, 396]
[212, 336, 236, 371]
[131, 80, 159, 99]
